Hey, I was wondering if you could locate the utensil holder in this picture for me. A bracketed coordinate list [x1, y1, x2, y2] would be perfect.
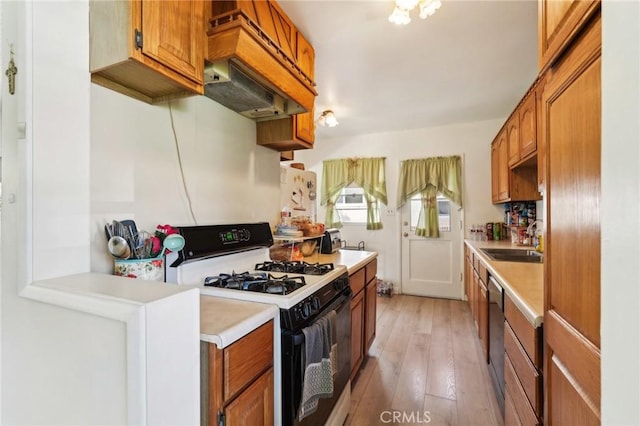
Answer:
[114, 257, 164, 281]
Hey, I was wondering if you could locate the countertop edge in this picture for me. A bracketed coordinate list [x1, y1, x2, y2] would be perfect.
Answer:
[465, 241, 543, 328]
[199, 295, 279, 349]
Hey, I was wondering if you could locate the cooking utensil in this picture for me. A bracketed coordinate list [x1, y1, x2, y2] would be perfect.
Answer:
[134, 230, 151, 259]
[108, 236, 131, 259]
[159, 234, 185, 257]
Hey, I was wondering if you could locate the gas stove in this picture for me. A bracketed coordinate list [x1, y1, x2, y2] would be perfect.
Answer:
[164, 223, 352, 426]
[164, 223, 348, 309]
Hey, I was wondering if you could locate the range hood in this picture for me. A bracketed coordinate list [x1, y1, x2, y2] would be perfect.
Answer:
[203, 61, 306, 121]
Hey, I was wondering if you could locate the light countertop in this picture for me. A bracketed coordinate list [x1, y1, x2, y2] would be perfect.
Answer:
[301, 249, 378, 274]
[465, 240, 543, 327]
[199, 295, 279, 349]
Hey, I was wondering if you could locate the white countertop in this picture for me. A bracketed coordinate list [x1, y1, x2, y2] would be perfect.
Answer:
[465, 240, 543, 327]
[199, 295, 279, 348]
[302, 249, 378, 274]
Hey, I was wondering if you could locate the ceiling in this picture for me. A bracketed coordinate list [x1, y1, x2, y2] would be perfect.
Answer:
[278, 0, 539, 139]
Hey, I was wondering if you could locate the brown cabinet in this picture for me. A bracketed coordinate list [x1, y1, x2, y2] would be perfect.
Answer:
[491, 127, 541, 204]
[507, 115, 521, 167]
[542, 11, 601, 426]
[519, 91, 537, 160]
[350, 288, 365, 381]
[90, 0, 205, 104]
[202, 321, 274, 426]
[364, 258, 378, 352]
[466, 249, 489, 362]
[538, 0, 600, 71]
[504, 296, 543, 426]
[535, 76, 548, 191]
[349, 257, 378, 382]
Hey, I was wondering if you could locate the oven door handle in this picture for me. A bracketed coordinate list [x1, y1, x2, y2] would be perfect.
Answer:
[289, 289, 352, 347]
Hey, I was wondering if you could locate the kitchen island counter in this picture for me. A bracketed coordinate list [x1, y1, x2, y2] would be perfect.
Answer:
[465, 240, 543, 327]
[199, 295, 279, 349]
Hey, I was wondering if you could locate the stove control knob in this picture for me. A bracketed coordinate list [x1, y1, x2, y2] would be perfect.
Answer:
[301, 303, 311, 319]
[311, 297, 320, 312]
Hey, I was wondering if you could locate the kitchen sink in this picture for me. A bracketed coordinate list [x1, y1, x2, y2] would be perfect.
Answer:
[480, 248, 543, 263]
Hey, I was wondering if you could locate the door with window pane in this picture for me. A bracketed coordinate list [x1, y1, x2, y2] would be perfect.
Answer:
[401, 195, 463, 299]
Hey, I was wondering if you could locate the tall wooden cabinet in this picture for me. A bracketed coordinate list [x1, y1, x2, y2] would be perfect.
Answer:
[90, 0, 205, 103]
[542, 10, 601, 426]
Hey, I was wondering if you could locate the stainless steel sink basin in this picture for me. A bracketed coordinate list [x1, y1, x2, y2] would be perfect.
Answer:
[480, 248, 543, 263]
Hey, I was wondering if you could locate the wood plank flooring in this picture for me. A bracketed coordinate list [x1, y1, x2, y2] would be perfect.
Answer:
[345, 295, 504, 426]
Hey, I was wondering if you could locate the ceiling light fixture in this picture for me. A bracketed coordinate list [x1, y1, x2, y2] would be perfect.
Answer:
[388, 0, 442, 25]
[318, 110, 339, 128]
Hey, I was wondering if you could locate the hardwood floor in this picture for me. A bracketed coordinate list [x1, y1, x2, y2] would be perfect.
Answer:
[345, 295, 504, 426]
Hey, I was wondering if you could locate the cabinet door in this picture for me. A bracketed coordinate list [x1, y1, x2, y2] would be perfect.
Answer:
[365, 279, 377, 351]
[472, 270, 480, 333]
[543, 13, 600, 426]
[224, 368, 274, 426]
[497, 132, 510, 201]
[536, 77, 547, 191]
[295, 109, 315, 145]
[538, 0, 600, 71]
[140, 0, 204, 84]
[507, 115, 520, 167]
[296, 30, 315, 81]
[350, 289, 365, 380]
[478, 280, 489, 363]
[491, 141, 500, 203]
[519, 91, 537, 159]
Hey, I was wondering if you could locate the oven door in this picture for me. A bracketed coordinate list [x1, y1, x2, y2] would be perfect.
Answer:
[281, 290, 351, 426]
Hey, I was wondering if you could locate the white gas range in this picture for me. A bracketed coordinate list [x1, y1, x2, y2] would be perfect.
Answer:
[165, 223, 352, 426]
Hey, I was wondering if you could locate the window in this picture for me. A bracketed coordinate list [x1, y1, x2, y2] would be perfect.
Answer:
[409, 194, 451, 232]
[334, 187, 375, 224]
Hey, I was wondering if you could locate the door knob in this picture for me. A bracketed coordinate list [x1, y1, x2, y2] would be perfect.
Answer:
[403, 232, 409, 237]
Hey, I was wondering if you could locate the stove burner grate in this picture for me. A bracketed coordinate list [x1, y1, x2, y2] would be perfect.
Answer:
[203, 271, 306, 295]
[254, 261, 335, 275]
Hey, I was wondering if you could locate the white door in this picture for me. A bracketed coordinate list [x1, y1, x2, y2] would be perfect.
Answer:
[401, 195, 463, 299]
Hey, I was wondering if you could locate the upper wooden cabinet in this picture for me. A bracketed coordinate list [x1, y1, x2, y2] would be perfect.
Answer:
[519, 91, 537, 159]
[538, 0, 600, 71]
[491, 127, 541, 204]
[506, 115, 520, 167]
[256, 105, 315, 151]
[90, 0, 205, 104]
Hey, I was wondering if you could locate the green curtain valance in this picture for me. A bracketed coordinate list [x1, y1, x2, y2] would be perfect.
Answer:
[320, 157, 388, 229]
[397, 156, 462, 238]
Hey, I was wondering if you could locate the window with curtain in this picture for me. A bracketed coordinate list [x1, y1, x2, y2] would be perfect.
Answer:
[321, 157, 388, 230]
[397, 156, 462, 238]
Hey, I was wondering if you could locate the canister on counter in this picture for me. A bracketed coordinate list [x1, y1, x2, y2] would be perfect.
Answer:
[493, 222, 502, 240]
[486, 222, 494, 240]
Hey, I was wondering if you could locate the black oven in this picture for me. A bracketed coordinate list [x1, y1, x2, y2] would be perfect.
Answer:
[280, 273, 352, 426]
[488, 276, 505, 416]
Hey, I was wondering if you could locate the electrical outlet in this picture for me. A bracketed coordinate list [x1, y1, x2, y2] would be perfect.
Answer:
[386, 208, 395, 216]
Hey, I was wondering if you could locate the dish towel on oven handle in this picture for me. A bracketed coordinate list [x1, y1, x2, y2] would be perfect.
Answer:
[297, 310, 338, 421]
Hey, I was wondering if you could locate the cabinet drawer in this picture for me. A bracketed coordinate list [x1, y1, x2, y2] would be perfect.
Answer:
[505, 354, 540, 426]
[224, 321, 274, 401]
[350, 267, 366, 295]
[505, 322, 542, 415]
[505, 296, 542, 368]
[365, 258, 378, 284]
[505, 389, 523, 426]
[478, 261, 489, 284]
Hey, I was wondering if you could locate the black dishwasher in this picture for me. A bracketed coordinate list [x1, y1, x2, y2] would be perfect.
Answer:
[488, 276, 505, 416]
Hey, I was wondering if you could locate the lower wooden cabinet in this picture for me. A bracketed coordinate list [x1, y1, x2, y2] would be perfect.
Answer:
[350, 288, 365, 381]
[349, 257, 378, 382]
[202, 320, 274, 426]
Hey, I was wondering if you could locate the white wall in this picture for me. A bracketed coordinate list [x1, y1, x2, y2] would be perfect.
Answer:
[1, 1, 282, 423]
[90, 86, 282, 274]
[296, 119, 505, 291]
[601, 1, 640, 424]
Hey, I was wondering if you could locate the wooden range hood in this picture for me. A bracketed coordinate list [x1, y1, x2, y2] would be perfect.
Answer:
[206, 1, 317, 119]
